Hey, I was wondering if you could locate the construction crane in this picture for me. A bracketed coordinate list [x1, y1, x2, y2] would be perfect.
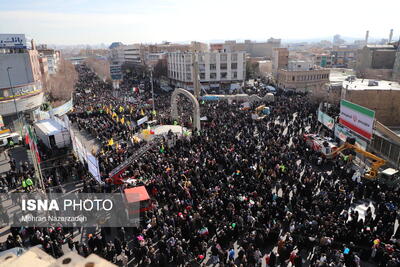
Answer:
[327, 138, 386, 180]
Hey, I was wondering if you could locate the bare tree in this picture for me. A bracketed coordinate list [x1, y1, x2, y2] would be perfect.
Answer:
[84, 57, 111, 82]
[43, 58, 77, 107]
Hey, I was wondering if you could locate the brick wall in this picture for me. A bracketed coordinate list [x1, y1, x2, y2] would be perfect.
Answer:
[345, 89, 400, 126]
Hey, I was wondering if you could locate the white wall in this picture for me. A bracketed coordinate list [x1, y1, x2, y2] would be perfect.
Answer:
[0, 53, 34, 89]
[168, 51, 246, 84]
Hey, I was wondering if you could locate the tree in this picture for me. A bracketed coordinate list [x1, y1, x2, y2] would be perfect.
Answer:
[153, 59, 168, 78]
[84, 57, 111, 82]
[246, 61, 260, 79]
[43, 58, 77, 107]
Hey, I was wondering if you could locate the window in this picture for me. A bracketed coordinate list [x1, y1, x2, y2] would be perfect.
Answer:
[199, 64, 206, 71]
[221, 72, 227, 79]
[292, 76, 295, 81]
[186, 73, 191, 80]
[220, 63, 227, 70]
[210, 64, 216, 70]
[210, 73, 217, 79]
[233, 72, 237, 79]
[231, 63, 237, 69]
[210, 53, 216, 63]
[200, 73, 205, 79]
[231, 53, 237, 61]
[220, 53, 227, 62]
[186, 64, 191, 72]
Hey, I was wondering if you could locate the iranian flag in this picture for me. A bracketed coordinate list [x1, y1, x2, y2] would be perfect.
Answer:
[25, 126, 41, 163]
[339, 100, 375, 140]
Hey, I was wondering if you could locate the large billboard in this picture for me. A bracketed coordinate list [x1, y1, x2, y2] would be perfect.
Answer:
[339, 100, 375, 140]
[0, 34, 27, 49]
[317, 110, 335, 130]
[334, 124, 367, 149]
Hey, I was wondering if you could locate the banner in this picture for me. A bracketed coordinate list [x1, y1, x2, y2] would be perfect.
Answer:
[49, 99, 73, 117]
[339, 100, 375, 140]
[87, 153, 101, 183]
[201, 95, 220, 101]
[334, 124, 368, 149]
[137, 116, 148, 126]
[317, 110, 335, 130]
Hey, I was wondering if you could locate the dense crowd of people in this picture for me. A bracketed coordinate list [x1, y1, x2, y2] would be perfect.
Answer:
[1, 65, 399, 267]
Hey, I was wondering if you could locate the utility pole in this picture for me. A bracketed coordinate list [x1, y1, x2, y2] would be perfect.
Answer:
[191, 52, 201, 99]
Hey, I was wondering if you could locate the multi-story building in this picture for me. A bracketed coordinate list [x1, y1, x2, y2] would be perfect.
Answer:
[330, 45, 357, 68]
[272, 48, 330, 93]
[0, 34, 45, 126]
[38, 57, 49, 79]
[144, 52, 167, 68]
[108, 44, 143, 87]
[272, 48, 289, 74]
[146, 41, 208, 54]
[355, 44, 400, 81]
[210, 38, 281, 59]
[37, 45, 61, 74]
[275, 68, 330, 93]
[325, 77, 400, 126]
[313, 54, 334, 68]
[167, 51, 246, 91]
[123, 44, 142, 64]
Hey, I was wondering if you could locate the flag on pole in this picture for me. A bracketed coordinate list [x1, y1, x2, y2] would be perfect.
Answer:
[26, 126, 41, 163]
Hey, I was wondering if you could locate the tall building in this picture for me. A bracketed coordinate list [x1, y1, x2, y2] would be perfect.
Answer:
[0, 34, 45, 127]
[330, 45, 357, 68]
[272, 48, 289, 73]
[210, 38, 281, 59]
[355, 44, 400, 81]
[37, 45, 61, 74]
[167, 51, 246, 91]
[272, 47, 330, 93]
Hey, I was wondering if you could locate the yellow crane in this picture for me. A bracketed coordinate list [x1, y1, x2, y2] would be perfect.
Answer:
[327, 141, 386, 180]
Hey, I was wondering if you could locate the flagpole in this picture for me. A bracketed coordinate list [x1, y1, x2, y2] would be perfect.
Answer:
[27, 125, 45, 190]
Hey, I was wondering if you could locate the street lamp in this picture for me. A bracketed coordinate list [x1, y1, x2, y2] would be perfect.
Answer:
[6, 67, 21, 133]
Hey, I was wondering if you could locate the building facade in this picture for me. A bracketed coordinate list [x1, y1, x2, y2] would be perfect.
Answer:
[355, 44, 400, 81]
[313, 54, 334, 68]
[275, 68, 330, 93]
[37, 46, 61, 74]
[211, 38, 281, 59]
[167, 51, 246, 91]
[331, 45, 357, 68]
[272, 48, 289, 73]
[0, 34, 45, 127]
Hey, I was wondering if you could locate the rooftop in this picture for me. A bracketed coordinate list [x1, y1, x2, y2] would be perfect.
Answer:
[366, 44, 395, 49]
[343, 79, 400, 91]
[329, 69, 355, 83]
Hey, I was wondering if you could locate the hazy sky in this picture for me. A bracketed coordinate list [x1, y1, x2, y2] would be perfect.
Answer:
[0, 0, 399, 45]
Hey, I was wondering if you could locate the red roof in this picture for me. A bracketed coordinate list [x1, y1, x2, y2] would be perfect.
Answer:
[124, 186, 150, 203]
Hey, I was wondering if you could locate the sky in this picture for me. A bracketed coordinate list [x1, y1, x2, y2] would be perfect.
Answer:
[0, 0, 399, 45]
